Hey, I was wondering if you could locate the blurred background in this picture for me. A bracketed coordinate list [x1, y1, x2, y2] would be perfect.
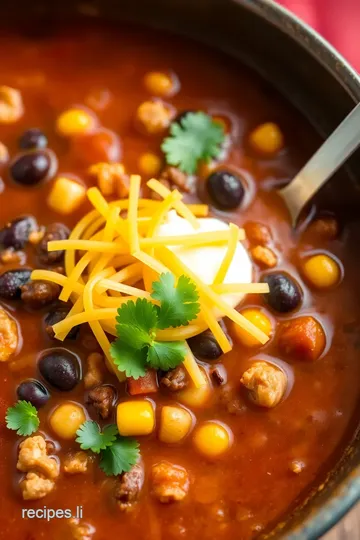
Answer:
[278, 0, 360, 71]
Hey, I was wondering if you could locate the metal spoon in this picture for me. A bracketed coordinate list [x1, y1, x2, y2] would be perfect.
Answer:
[279, 102, 360, 226]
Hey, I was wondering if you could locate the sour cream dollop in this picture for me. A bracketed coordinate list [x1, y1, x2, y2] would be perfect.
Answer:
[157, 211, 253, 311]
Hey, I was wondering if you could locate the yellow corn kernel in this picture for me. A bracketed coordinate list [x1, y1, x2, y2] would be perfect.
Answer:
[117, 400, 155, 436]
[56, 107, 96, 136]
[233, 308, 272, 348]
[47, 177, 86, 214]
[302, 254, 340, 289]
[49, 402, 86, 440]
[193, 421, 232, 458]
[249, 122, 283, 155]
[159, 406, 193, 444]
[177, 371, 212, 408]
[144, 71, 175, 97]
[138, 152, 162, 177]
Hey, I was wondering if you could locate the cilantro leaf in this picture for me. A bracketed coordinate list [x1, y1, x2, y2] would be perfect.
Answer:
[110, 340, 147, 380]
[147, 340, 187, 370]
[161, 112, 225, 174]
[151, 273, 200, 328]
[115, 298, 158, 334]
[76, 421, 118, 454]
[6, 401, 40, 436]
[100, 437, 140, 476]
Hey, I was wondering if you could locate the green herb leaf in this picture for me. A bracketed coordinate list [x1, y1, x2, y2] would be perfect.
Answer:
[76, 421, 118, 454]
[161, 111, 225, 174]
[146, 340, 187, 371]
[151, 272, 200, 329]
[100, 437, 140, 476]
[110, 340, 147, 380]
[115, 298, 158, 335]
[5, 401, 40, 436]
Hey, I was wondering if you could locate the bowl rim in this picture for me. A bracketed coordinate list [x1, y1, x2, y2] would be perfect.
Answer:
[237, 3, 360, 536]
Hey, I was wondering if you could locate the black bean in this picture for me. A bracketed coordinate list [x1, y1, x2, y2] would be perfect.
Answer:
[19, 128, 48, 150]
[21, 281, 60, 309]
[261, 272, 302, 313]
[17, 379, 50, 408]
[38, 349, 80, 391]
[10, 151, 51, 186]
[0, 216, 38, 250]
[37, 223, 70, 265]
[206, 170, 245, 210]
[188, 329, 223, 360]
[44, 309, 79, 340]
[0, 269, 32, 300]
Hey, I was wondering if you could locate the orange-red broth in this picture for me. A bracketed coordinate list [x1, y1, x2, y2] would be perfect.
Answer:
[0, 21, 359, 540]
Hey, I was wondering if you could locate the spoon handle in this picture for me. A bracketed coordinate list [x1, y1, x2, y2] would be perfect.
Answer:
[279, 102, 360, 226]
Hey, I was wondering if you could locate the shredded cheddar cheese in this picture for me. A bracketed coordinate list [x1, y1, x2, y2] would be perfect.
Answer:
[30, 177, 269, 387]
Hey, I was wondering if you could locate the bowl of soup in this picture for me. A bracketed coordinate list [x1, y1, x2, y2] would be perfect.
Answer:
[0, 1, 359, 539]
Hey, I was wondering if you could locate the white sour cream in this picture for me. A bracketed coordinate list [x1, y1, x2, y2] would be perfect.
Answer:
[157, 211, 252, 311]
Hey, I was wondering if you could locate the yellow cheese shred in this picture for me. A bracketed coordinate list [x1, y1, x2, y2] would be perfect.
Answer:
[147, 178, 199, 229]
[147, 190, 182, 238]
[141, 229, 234, 248]
[157, 246, 270, 345]
[128, 175, 141, 253]
[200, 302, 232, 354]
[213, 223, 240, 285]
[183, 342, 206, 388]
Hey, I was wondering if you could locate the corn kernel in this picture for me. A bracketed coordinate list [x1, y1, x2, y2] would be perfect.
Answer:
[249, 122, 283, 155]
[144, 71, 175, 97]
[47, 176, 86, 214]
[159, 406, 193, 444]
[117, 400, 155, 436]
[49, 402, 86, 440]
[233, 308, 272, 348]
[56, 107, 96, 136]
[177, 370, 212, 408]
[302, 254, 340, 289]
[138, 152, 162, 177]
[193, 421, 232, 458]
[0, 86, 24, 124]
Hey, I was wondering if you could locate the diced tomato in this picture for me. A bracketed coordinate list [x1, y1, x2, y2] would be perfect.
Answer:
[127, 370, 159, 395]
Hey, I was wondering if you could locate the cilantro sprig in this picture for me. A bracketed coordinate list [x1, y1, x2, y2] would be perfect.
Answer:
[6, 400, 40, 436]
[76, 421, 118, 453]
[161, 111, 225, 174]
[110, 273, 200, 379]
[76, 421, 139, 476]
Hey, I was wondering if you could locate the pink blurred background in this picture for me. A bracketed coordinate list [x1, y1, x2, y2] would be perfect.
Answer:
[278, 0, 360, 71]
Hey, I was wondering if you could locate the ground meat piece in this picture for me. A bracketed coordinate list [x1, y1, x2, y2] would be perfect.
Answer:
[84, 352, 106, 389]
[160, 166, 191, 192]
[219, 385, 247, 415]
[44, 308, 80, 340]
[68, 518, 95, 540]
[0, 307, 18, 361]
[152, 461, 189, 503]
[0, 86, 24, 124]
[250, 245, 277, 268]
[309, 217, 338, 240]
[240, 361, 287, 408]
[17, 435, 59, 479]
[20, 471, 55, 500]
[136, 100, 174, 135]
[210, 365, 227, 386]
[0, 249, 26, 265]
[88, 162, 129, 198]
[64, 451, 88, 474]
[21, 280, 60, 309]
[278, 316, 325, 361]
[244, 221, 272, 246]
[160, 365, 188, 392]
[37, 223, 70, 265]
[115, 462, 144, 511]
[87, 384, 116, 419]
